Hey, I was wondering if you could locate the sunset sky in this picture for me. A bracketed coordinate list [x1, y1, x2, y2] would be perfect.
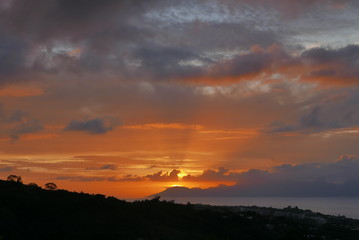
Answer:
[1, 0, 359, 198]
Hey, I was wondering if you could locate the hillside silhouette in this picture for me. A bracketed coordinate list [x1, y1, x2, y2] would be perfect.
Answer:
[0, 179, 359, 240]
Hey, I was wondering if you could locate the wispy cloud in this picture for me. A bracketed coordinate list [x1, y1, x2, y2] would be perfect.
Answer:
[65, 117, 120, 134]
[123, 123, 203, 130]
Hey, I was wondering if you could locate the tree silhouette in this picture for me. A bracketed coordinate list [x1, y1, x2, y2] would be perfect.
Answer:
[6, 175, 22, 183]
[28, 183, 39, 188]
[44, 182, 57, 190]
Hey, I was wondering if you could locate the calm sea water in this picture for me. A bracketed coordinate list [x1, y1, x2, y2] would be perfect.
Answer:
[158, 197, 359, 219]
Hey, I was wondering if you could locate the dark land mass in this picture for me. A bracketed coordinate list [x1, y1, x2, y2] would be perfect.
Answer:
[1, 180, 359, 240]
[151, 179, 359, 198]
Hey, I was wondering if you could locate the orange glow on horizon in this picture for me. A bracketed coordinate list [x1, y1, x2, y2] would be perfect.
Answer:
[50, 180, 235, 199]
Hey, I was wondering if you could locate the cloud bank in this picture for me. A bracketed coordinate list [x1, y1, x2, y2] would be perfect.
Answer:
[154, 155, 359, 197]
[1, 0, 358, 86]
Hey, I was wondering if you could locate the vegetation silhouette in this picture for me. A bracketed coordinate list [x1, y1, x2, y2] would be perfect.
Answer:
[28, 182, 39, 188]
[0, 177, 358, 240]
[6, 174, 22, 183]
[44, 182, 57, 190]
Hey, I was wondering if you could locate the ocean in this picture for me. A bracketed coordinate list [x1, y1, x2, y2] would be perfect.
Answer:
[158, 197, 359, 219]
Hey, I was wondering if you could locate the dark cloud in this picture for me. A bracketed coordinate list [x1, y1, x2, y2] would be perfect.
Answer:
[0, 103, 43, 140]
[302, 45, 359, 83]
[0, 166, 13, 172]
[99, 164, 117, 170]
[266, 122, 298, 133]
[146, 169, 180, 182]
[183, 167, 270, 184]
[302, 44, 359, 64]
[111, 169, 182, 182]
[247, 154, 359, 184]
[0, 0, 357, 86]
[1, 0, 146, 42]
[203, 44, 359, 85]
[156, 20, 280, 54]
[133, 45, 206, 80]
[183, 167, 239, 182]
[0, 0, 156, 80]
[6, 42, 358, 87]
[218, 0, 357, 19]
[0, 104, 28, 123]
[85, 164, 117, 171]
[65, 117, 120, 135]
[7, 110, 28, 123]
[299, 106, 322, 128]
[267, 85, 359, 134]
[0, 0, 284, 82]
[11, 119, 43, 140]
[208, 47, 292, 80]
[0, 34, 27, 81]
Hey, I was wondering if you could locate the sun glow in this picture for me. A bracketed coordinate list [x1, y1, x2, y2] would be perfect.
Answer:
[177, 171, 188, 179]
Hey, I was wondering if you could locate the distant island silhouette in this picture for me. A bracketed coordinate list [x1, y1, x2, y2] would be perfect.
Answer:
[151, 178, 359, 198]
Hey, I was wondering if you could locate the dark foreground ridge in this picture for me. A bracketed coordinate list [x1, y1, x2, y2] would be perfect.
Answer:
[0, 180, 359, 240]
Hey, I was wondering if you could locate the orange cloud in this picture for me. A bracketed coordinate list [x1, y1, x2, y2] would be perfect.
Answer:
[20, 133, 58, 141]
[200, 129, 259, 140]
[123, 123, 204, 130]
[200, 129, 258, 135]
[0, 85, 44, 97]
[67, 48, 82, 57]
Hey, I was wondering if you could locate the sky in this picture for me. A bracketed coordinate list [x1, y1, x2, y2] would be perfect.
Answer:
[1, 0, 359, 198]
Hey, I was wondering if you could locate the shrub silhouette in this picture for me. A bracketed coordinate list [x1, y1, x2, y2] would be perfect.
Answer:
[44, 182, 57, 190]
[28, 183, 39, 188]
[6, 175, 22, 183]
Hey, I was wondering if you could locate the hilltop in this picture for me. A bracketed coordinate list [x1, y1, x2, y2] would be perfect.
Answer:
[0, 179, 358, 240]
